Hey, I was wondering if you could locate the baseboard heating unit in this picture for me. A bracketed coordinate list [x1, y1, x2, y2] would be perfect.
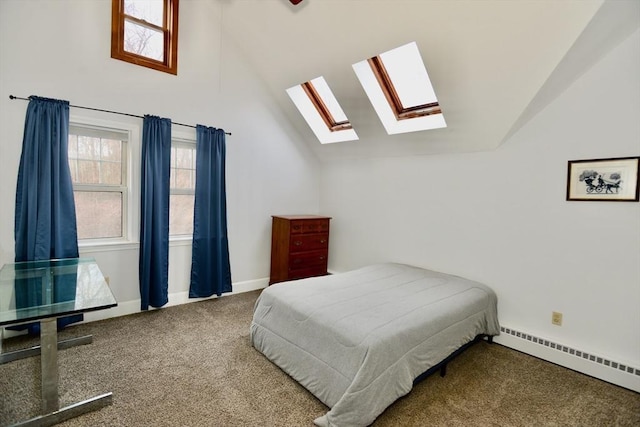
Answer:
[496, 326, 640, 392]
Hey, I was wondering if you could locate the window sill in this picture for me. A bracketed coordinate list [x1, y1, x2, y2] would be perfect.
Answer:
[78, 236, 192, 253]
[169, 237, 192, 247]
[79, 240, 138, 253]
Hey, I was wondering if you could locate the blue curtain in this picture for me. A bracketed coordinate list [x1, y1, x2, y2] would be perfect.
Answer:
[13, 96, 81, 333]
[139, 115, 171, 310]
[189, 125, 232, 298]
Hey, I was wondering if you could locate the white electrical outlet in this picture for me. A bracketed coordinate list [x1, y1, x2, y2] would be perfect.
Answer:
[552, 311, 563, 326]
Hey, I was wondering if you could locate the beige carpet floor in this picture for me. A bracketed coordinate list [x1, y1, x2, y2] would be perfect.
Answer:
[1, 289, 638, 426]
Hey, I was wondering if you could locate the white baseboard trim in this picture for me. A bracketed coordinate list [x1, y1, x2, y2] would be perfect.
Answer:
[83, 276, 269, 323]
[1, 277, 269, 340]
[494, 325, 640, 393]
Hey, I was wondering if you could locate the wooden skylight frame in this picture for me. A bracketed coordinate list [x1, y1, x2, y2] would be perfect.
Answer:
[286, 76, 359, 144]
[352, 41, 446, 135]
[367, 56, 442, 120]
[301, 81, 353, 132]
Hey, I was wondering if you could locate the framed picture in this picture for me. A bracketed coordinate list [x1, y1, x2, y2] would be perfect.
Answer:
[566, 156, 640, 201]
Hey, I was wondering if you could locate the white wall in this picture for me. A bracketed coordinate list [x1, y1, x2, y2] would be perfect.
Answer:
[0, 0, 320, 315]
[1, 0, 637, 393]
[321, 29, 640, 390]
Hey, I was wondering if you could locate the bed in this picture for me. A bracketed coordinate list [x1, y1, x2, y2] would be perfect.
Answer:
[250, 263, 500, 427]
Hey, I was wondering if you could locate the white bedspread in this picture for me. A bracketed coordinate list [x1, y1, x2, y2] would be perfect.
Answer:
[250, 263, 500, 427]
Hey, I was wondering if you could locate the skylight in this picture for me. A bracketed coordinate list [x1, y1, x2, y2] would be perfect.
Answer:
[287, 76, 358, 144]
[353, 41, 446, 135]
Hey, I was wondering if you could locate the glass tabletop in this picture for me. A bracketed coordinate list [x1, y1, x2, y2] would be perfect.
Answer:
[0, 257, 117, 327]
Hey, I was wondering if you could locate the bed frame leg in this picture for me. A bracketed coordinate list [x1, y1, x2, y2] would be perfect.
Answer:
[440, 363, 447, 377]
[487, 335, 493, 344]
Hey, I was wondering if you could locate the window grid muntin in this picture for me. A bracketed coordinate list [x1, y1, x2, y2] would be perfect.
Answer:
[69, 136, 123, 186]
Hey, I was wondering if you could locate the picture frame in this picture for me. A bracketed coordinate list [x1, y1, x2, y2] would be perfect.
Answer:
[566, 156, 640, 202]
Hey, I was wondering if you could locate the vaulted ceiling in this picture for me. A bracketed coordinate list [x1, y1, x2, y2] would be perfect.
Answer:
[220, 0, 639, 161]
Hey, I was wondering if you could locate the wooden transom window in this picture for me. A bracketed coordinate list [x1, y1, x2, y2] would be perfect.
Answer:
[111, 0, 179, 75]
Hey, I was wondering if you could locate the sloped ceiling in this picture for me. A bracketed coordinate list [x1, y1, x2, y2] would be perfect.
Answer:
[219, 0, 639, 161]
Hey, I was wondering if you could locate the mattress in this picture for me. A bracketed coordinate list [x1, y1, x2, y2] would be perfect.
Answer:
[250, 263, 500, 427]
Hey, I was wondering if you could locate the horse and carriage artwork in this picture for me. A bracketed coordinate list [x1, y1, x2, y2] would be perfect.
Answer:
[579, 170, 622, 194]
[566, 156, 640, 202]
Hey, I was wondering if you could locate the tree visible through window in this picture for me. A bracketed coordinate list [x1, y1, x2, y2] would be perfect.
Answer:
[111, 0, 179, 75]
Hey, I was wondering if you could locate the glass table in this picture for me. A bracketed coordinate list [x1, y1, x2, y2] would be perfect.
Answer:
[0, 257, 117, 427]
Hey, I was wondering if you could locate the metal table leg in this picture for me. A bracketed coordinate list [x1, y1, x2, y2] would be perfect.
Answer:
[6, 319, 113, 427]
[40, 319, 59, 413]
[0, 334, 93, 365]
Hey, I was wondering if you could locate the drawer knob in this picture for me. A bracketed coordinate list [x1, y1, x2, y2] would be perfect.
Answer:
[319, 256, 325, 260]
[294, 241, 303, 246]
[320, 239, 327, 244]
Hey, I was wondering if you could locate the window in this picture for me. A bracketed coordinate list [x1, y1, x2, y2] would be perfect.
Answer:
[287, 76, 359, 144]
[301, 81, 353, 132]
[68, 125, 128, 240]
[367, 56, 441, 120]
[111, 0, 179, 75]
[352, 41, 446, 135]
[169, 141, 196, 236]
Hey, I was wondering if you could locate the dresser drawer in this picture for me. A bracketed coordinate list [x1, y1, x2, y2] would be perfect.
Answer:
[289, 250, 328, 269]
[288, 265, 328, 281]
[289, 233, 329, 252]
[290, 219, 330, 234]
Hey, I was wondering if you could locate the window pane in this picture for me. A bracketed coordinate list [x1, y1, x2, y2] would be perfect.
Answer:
[68, 134, 78, 158]
[124, 0, 163, 26]
[77, 136, 100, 160]
[171, 145, 196, 190]
[101, 139, 122, 162]
[174, 169, 193, 189]
[124, 20, 164, 62]
[69, 134, 124, 185]
[175, 147, 193, 168]
[309, 76, 349, 123]
[68, 160, 78, 183]
[101, 162, 122, 185]
[379, 42, 438, 108]
[74, 192, 123, 239]
[77, 160, 100, 184]
[170, 195, 194, 236]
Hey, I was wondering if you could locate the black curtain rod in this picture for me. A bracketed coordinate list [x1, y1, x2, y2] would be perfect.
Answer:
[9, 95, 232, 136]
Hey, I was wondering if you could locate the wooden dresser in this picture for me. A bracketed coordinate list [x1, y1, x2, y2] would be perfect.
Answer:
[270, 215, 331, 285]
